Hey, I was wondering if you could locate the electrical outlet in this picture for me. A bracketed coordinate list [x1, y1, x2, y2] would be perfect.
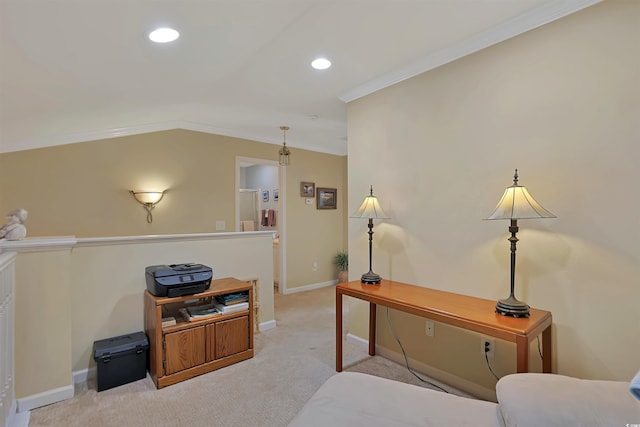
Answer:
[312, 261, 318, 272]
[425, 320, 435, 337]
[481, 336, 495, 358]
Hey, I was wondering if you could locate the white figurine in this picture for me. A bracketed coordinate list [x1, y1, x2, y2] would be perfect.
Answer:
[0, 208, 28, 241]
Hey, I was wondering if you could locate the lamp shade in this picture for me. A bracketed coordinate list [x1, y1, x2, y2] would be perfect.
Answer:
[351, 186, 390, 219]
[131, 191, 165, 205]
[486, 174, 555, 220]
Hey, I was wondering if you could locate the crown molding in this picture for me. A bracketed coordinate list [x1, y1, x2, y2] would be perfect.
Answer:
[0, 119, 347, 156]
[339, 0, 602, 103]
[0, 121, 272, 154]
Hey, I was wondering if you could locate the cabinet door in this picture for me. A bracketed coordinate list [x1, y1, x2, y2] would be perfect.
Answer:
[164, 326, 206, 375]
[205, 323, 216, 362]
[215, 316, 249, 359]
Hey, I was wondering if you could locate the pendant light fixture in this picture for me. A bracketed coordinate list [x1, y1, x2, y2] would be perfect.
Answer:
[279, 126, 291, 166]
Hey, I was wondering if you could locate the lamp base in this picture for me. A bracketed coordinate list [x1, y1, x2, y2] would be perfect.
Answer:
[495, 296, 530, 318]
[361, 271, 382, 285]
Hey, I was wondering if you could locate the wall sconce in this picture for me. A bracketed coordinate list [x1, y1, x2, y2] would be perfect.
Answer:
[130, 190, 166, 223]
[279, 125, 291, 166]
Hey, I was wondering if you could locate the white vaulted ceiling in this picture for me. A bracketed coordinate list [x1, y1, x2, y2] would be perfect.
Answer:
[0, 0, 600, 155]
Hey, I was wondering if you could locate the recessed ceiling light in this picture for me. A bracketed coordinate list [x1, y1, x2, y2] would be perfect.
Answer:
[311, 58, 331, 70]
[149, 27, 180, 43]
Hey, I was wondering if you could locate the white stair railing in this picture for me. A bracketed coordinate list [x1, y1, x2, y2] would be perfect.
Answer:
[0, 253, 16, 427]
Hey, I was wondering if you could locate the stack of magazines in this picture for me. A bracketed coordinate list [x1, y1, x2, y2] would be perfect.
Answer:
[216, 292, 249, 305]
[179, 304, 221, 322]
[213, 292, 249, 314]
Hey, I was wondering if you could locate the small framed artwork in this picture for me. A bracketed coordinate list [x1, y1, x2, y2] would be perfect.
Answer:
[316, 187, 337, 209]
[274, 189, 279, 202]
[263, 190, 269, 202]
[300, 182, 315, 197]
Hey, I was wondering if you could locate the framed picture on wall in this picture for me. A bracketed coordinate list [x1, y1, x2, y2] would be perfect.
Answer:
[316, 187, 337, 209]
[263, 190, 269, 202]
[300, 182, 315, 197]
[274, 189, 279, 201]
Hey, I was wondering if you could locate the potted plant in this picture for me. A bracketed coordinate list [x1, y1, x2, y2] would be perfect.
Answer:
[333, 251, 348, 283]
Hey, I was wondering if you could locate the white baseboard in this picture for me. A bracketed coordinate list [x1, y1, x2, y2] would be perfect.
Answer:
[345, 333, 495, 401]
[259, 319, 277, 332]
[283, 280, 337, 294]
[346, 333, 369, 349]
[73, 367, 96, 384]
[375, 346, 496, 401]
[7, 409, 30, 427]
[17, 384, 74, 412]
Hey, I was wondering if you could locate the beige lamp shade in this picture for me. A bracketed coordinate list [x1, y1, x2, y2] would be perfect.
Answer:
[131, 191, 165, 205]
[486, 181, 555, 220]
[351, 186, 391, 219]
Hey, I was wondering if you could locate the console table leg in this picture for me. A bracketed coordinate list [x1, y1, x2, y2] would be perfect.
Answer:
[336, 289, 343, 372]
[516, 335, 529, 373]
[369, 303, 376, 356]
[542, 326, 552, 373]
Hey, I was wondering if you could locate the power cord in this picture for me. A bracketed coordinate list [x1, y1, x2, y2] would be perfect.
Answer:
[537, 336, 543, 360]
[385, 307, 449, 393]
[484, 343, 500, 381]
[484, 336, 545, 381]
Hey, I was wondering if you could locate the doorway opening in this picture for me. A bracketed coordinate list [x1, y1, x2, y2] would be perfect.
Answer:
[236, 157, 286, 294]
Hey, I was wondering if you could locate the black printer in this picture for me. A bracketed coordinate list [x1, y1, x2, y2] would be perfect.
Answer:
[145, 263, 213, 297]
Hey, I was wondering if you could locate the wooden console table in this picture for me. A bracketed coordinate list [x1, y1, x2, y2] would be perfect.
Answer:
[336, 280, 552, 374]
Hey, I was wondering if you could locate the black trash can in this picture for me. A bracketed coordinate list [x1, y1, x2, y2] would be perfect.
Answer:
[93, 331, 149, 391]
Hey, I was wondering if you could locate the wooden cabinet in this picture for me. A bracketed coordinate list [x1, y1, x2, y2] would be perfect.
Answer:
[144, 277, 254, 388]
[164, 326, 206, 375]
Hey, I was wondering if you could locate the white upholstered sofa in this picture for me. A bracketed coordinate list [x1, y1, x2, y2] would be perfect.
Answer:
[288, 372, 640, 426]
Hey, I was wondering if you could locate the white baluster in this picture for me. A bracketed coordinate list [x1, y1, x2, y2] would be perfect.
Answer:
[0, 254, 16, 427]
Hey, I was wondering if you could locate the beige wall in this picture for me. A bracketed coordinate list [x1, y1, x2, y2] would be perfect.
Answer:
[1, 129, 240, 237]
[14, 249, 72, 399]
[0, 129, 347, 290]
[347, 0, 639, 396]
[5, 232, 274, 405]
[70, 235, 274, 372]
[285, 151, 348, 288]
